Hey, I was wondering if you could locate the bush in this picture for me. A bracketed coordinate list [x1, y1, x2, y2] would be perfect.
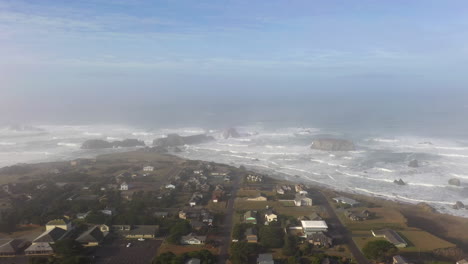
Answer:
[362, 240, 397, 262]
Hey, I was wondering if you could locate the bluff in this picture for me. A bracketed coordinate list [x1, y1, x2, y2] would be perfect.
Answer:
[153, 134, 214, 147]
[310, 138, 355, 151]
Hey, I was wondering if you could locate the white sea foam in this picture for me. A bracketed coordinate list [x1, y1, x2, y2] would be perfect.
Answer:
[376, 168, 393, 173]
[83, 132, 102, 136]
[451, 173, 468, 179]
[440, 154, 468, 158]
[132, 132, 154, 136]
[0, 142, 16, 146]
[57, 142, 79, 147]
[216, 143, 249, 147]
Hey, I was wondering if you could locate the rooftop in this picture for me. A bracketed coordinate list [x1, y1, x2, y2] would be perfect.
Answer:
[301, 220, 328, 229]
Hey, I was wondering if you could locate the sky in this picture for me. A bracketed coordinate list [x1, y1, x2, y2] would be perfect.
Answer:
[1, 0, 468, 124]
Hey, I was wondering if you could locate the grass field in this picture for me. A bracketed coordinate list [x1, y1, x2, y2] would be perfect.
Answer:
[157, 241, 218, 256]
[234, 199, 322, 218]
[340, 207, 408, 231]
[399, 230, 456, 251]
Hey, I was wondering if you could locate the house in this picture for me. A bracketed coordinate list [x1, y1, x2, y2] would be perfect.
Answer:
[276, 186, 285, 195]
[372, 229, 407, 248]
[76, 226, 104, 247]
[100, 208, 115, 216]
[165, 184, 176, 190]
[393, 255, 412, 264]
[295, 184, 305, 193]
[46, 219, 72, 231]
[120, 182, 129, 191]
[456, 259, 468, 264]
[0, 239, 30, 256]
[264, 209, 278, 224]
[179, 210, 188, 219]
[77, 211, 91, 219]
[180, 234, 206, 245]
[112, 225, 131, 231]
[294, 193, 313, 206]
[301, 220, 328, 235]
[193, 170, 203, 175]
[246, 228, 258, 243]
[247, 174, 263, 182]
[186, 258, 201, 264]
[143, 166, 154, 172]
[247, 195, 267, 201]
[244, 211, 257, 224]
[257, 253, 274, 264]
[99, 224, 110, 233]
[333, 196, 360, 207]
[24, 242, 54, 255]
[34, 227, 67, 244]
[307, 232, 333, 247]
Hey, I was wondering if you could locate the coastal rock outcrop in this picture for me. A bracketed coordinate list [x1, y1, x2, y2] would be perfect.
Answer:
[113, 139, 145, 148]
[448, 178, 461, 186]
[222, 128, 241, 139]
[452, 201, 465, 210]
[416, 202, 436, 213]
[81, 139, 113, 149]
[81, 139, 146, 149]
[153, 133, 214, 147]
[310, 138, 355, 151]
[408, 159, 419, 168]
[394, 179, 406, 185]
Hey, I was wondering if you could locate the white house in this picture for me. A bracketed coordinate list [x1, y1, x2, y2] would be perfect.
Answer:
[264, 211, 278, 224]
[301, 220, 328, 235]
[165, 184, 176, 190]
[180, 234, 206, 245]
[120, 182, 129, 191]
[143, 166, 154, 172]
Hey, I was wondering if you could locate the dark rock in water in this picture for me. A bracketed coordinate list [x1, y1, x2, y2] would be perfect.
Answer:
[222, 128, 241, 139]
[419, 141, 433, 145]
[81, 139, 113, 149]
[82, 139, 145, 149]
[453, 201, 465, 210]
[448, 178, 461, 186]
[310, 138, 355, 151]
[394, 179, 406, 185]
[252, 158, 259, 161]
[173, 147, 182, 153]
[153, 133, 214, 147]
[113, 139, 145, 148]
[408, 159, 419, 168]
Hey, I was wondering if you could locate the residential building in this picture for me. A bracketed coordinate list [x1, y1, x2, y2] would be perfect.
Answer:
[0, 239, 30, 256]
[264, 209, 278, 224]
[247, 174, 263, 182]
[294, 193, 312, 206]
[276, 186, 285, 195]
[180, 234, 206, 245]
[77, 211, 91, 219]
[165, 184, 176, 190]
[307, 232, 333, 247]
[244, 211, 257, 224]
[257, 253, 274, 264]
[76, 226, 104, 247]
[99, 224, 110, 233]
[456, 259, 468, 264]
[301, 220, 328, 235]
[115, 225, 159, 239]
[46, 219, 72, 232]
[186, 258, 201, 264]
[393, 255, 412, 264]
[333, 196, 360, 207]
[246, 228, 258, 243]
[143, 166, 154, 172]
[34, 228, 67, 244]
[372, 229, 407, 248]
[24, 243, 54, 255]
[153, 211, 169, 218]
[120, 182, 129, 191]
[247, 195, 267, 201]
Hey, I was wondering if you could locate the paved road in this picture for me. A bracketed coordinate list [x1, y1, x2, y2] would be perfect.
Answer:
[217, 172, 242, 264]
[310, 189, 369, 264]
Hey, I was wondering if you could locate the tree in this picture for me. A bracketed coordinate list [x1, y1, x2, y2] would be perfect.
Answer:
[282, 234, 298, 256]
[153, 252, 176, 264]
[259, 226, 284, 248]
[230, 242, 258, 264]
[167, 220, 191, 244]
[362, 240, 398, 262]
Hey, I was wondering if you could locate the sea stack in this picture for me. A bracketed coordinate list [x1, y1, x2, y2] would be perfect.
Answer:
[222, 128, 241, 139]
[310, 138, 355, 151]
[394, 179, 406, 185]
[448, 178, 461, 186]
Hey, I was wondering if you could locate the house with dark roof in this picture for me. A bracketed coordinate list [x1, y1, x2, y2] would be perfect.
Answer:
[257, 253, 274, 264]
[180, 234, 206, 245]
[76, 226, 104, 247]
[372, 229, 408, 248]
[307, 232, 333, 247]
[24, 242, 54, 256]
[246, 228, 258, 243]
[244, 211, 257, 224]
[34, 227, 67, 243]
[0, 239, 30, 256]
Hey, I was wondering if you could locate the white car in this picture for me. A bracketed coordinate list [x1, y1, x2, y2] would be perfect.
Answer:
[126, 243, 132, 248]
[138, 238, 145, 241]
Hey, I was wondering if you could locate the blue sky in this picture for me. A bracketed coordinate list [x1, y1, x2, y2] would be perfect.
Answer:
[1, 0, 468, 122]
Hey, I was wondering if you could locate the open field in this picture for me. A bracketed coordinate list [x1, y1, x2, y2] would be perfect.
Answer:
[339, 207, 408, 231]
[234, 199, 322, 218]
[157, 241, 218, 256]
[399, 230, 456, 252]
